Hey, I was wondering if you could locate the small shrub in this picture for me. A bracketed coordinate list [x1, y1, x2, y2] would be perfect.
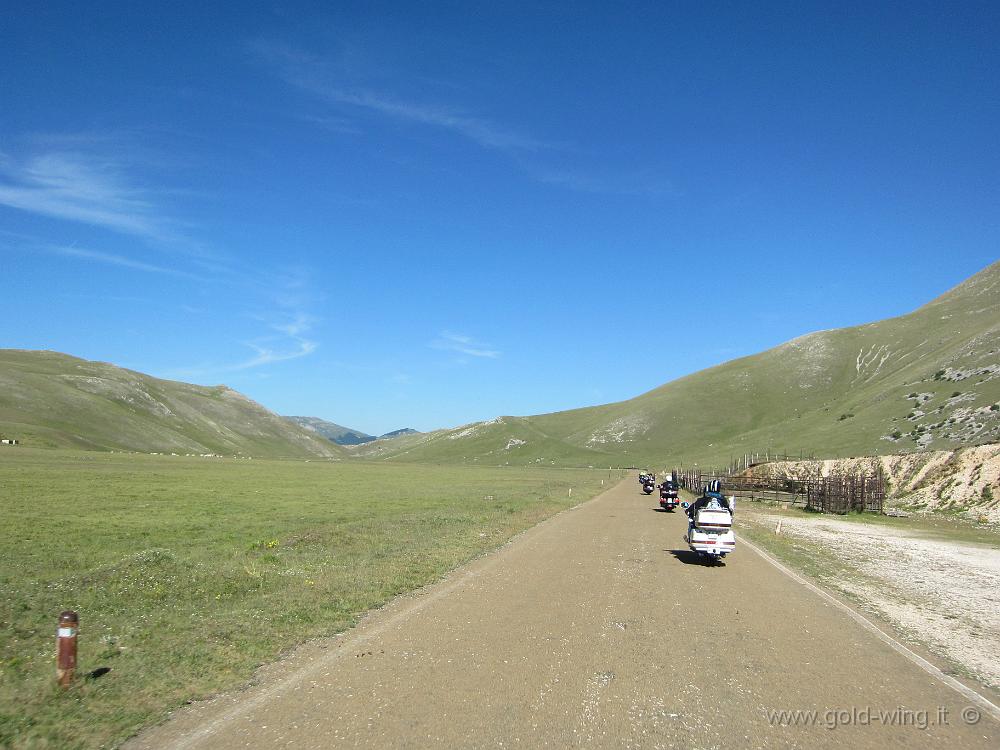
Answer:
[984, 486, 994, 502]
[838, 413, 854, 421]
[952, 391, 961, 398]
[991, 404, 999, 411]
[891, 430, 902, 439]
[907, 392, 917, 398]
[934, 369, 946, 380]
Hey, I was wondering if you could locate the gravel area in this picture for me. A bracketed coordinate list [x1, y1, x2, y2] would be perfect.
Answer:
[747, 512, 1000, 689]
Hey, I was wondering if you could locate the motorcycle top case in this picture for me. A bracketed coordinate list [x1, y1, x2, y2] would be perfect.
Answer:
[693, 508, 732, 530]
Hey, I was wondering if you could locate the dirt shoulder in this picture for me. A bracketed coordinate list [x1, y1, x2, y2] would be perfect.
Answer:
[741, 506, 1000, 693]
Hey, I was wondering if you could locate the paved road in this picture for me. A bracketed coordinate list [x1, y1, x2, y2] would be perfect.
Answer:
[130, 480, 999, 749]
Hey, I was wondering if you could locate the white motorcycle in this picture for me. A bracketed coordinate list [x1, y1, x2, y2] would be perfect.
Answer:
[682, 497, 736, 562]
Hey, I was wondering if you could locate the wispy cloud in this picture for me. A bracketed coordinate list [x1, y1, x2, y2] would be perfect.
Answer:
[324, 89, 547, 152]
[252, 42, 676, 197]
[166, 312, 319, 379]
[232, 336, 318, 370]
[2, 232, 209, 281]
[167, 263, 324, 380]
[432, 331, 500, 359]
[293, 113, 362, 135]
[0, 150, 175, 241]
[229, 283, 321, 370]
[252, 42, 547, 153]
[45, 243, 202, 279]
[527, 164, 676, 197]
[2, 138, 324, 379]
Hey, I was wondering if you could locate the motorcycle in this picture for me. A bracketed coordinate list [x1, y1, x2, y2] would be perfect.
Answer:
[641, 481, 655, 495]
[659, 486, 679, 511]
[682, 498, 736, 563]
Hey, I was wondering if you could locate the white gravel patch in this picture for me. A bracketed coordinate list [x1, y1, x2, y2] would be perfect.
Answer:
[749, 513, 1000, 689]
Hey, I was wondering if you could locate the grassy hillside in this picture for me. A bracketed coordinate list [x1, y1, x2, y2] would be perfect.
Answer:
[364, 260, 1000, 467]
[0, 351, 342, 458]
[348, 416, 618, 466]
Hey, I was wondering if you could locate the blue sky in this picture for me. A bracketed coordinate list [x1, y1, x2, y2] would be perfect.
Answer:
[2, 1, 998, 435]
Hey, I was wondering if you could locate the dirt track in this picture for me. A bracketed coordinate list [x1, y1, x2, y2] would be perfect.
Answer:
[128, 480, 1000, 749]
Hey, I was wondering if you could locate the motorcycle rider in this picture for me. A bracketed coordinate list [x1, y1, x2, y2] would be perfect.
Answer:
[658, 477, 679, 509]
[684, 480, 737, 560]
[686, 480, 733, 518]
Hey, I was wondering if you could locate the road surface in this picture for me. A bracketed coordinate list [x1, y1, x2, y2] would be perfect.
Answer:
[129, 479, 999, 749]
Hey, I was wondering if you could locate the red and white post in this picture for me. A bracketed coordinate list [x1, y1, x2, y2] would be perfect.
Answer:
[57, 610, 78, 688]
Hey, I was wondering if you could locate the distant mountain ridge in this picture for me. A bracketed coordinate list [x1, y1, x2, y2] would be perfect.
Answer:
[285, 417, 419, 445]
[352, 260, 1000, 467]
[286, 416, 374, 445]
[379, 428, 419, 439]
[0, 351, 342, 458]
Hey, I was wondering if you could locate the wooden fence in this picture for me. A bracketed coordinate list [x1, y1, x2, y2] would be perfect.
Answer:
[804, 473, 886, 514]
[725, 450, 817, 475]
[673, 467, 885, 515]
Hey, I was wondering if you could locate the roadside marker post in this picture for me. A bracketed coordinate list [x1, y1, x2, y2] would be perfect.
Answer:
[57, 610, 78, 688]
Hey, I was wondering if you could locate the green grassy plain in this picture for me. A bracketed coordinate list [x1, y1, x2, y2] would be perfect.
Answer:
[0, 448, 619, 749]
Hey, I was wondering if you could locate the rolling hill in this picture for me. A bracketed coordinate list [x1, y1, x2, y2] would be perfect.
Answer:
[352, 260, 1000, 467]
[0, 351, 343, 458]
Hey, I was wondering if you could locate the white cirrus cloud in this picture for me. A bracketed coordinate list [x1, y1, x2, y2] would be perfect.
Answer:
[232, 337, 318, 371]
[432, 331, 500, 359]
[230, 310, 319, 371]
[0, 150, 175, 242]
[252, 42, 548, 154]
[44, 243, 203, 279]
[166, 314, 319, 379]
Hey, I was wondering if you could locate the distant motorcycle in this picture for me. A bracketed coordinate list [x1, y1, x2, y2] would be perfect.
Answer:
[642, 481, 655, 495]
[659, 483, 679, 511]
